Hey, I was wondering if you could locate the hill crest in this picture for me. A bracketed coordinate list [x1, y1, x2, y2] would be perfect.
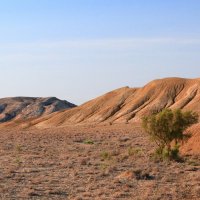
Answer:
[29, 77, 200, 128]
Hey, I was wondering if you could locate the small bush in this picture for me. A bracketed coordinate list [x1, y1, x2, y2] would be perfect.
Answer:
[142, 109, 198, 160]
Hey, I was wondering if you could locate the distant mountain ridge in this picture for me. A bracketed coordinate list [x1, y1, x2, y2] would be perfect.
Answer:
[0, 97, 76, 123]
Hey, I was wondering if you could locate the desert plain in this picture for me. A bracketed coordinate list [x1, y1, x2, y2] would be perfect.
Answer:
[0, 124, 199, 200]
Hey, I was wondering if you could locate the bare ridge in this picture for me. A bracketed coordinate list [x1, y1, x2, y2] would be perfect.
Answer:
[32, 77, 200, 128]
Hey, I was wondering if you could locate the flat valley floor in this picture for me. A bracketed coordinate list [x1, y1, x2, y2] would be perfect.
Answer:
[0, 124, 199, 200]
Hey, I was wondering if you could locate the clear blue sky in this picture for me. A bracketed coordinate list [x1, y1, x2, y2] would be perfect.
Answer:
[0, 0, 200, 104]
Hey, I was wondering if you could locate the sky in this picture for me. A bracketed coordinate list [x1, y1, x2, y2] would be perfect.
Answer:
[0, 0, 200, 104]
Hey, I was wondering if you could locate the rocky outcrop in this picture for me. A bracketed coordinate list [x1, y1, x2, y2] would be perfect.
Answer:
[0, 97, 76, 123]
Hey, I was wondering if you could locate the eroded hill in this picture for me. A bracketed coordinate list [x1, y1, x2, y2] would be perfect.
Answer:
[33, 77, 200, 128]
[0, 97, 76, 123]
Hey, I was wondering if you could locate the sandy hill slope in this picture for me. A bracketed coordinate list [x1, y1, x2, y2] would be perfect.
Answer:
[0, 97, 76, 123]
[180, 123, 200, 155]
[33, 77, 200, 128]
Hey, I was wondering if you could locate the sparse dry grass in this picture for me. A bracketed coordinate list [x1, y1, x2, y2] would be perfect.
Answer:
[0, 124, 199, 199]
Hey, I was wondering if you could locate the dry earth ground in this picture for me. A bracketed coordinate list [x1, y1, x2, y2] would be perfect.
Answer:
[0, 124, 199, 200]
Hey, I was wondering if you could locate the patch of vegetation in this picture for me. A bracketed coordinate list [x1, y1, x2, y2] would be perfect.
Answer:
[99, 163, 109, 171]
[15, 144, 23, 153]
[128, 147, 143, 157]
[83, 139, 94, 145]
[133, 169, 153, 180]
[100, 151, 111, 160]
[15, 156, 22, 166]
[142, 109, 198, 161]
[14, 144, 23, 166]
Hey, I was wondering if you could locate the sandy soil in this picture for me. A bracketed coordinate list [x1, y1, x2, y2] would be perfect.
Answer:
[0, 124, 199, 200]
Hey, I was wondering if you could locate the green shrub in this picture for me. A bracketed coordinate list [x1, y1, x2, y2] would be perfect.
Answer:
[142, 109, 198, 160]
